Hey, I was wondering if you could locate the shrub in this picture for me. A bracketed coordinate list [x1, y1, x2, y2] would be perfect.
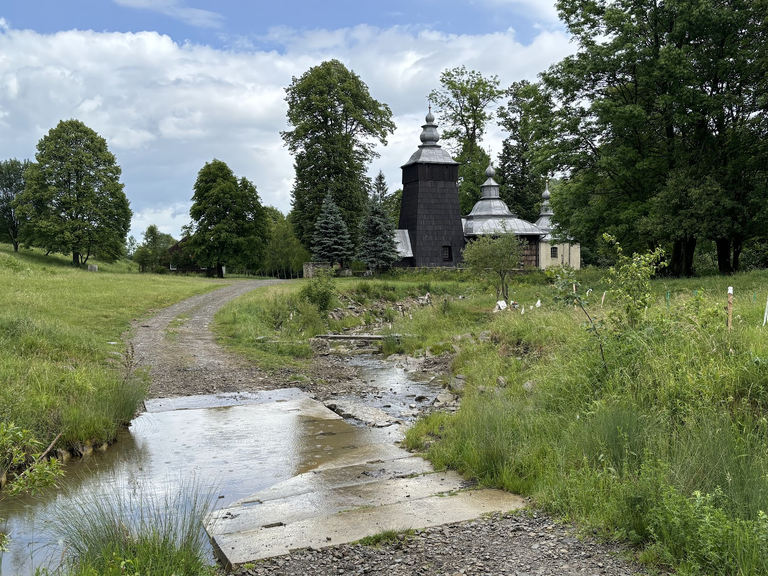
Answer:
[299, 272, 337, 312]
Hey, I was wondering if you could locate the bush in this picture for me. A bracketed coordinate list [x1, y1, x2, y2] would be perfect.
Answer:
[299, 272, 337, 313]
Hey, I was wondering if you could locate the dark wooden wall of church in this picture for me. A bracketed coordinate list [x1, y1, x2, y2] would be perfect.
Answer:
[399, 163, 465, 267]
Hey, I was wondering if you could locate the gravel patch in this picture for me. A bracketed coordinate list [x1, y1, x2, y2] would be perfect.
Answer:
[227, 512, 647, 576]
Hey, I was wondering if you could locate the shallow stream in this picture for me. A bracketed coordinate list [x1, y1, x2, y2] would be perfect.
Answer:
[0, 355, 441, 575]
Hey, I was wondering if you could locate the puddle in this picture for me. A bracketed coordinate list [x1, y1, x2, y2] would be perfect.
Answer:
[0, 395, 393, 576]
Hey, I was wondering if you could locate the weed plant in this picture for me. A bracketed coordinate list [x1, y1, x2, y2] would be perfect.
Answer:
[39, 477, 217, 576]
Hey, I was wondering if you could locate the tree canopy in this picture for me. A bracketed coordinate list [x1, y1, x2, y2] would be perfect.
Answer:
[532, 0, 768, 275]
[357, 183, 400, 272]
[132, 224, 176, 273]
[262, 207, 309, 278]
[187, 159, 268, 278]
[496, 81, 548, 223]
[461, 228, 525, 304]
[0, 158, 31, 252]
[16, 120, 131, 264]
[282, 59, 395, 250]
[429, 66, 507, 214]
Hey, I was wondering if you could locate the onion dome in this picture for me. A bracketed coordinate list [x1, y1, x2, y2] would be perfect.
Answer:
[463, 162, 542, 237]
[403, 110, 458, 166]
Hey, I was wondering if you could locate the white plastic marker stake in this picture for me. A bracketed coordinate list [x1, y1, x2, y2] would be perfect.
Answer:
[727, 286, 733, 331]
[763, 295, 768, 327]
[601, 291, 606, 308]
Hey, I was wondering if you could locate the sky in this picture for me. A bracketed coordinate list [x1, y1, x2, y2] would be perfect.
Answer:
[0, 0, 576, 241]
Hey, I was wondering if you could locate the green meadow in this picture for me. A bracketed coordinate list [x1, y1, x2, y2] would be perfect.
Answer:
[0, 244, 222, 453]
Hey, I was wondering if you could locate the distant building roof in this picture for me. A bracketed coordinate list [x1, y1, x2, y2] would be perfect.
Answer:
[394, 229, 413, 258]
[463, 164, 542, 237]
[402, 110, 458, 166]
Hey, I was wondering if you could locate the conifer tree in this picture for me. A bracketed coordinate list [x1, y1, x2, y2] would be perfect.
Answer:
[357, 195, 399, 272]
[312, 193, 353, 267]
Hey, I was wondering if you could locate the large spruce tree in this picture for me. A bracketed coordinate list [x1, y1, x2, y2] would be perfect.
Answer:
[282, 60, 395, 250]
[357, 195, 399, 272]
[312, 193, 353, 267]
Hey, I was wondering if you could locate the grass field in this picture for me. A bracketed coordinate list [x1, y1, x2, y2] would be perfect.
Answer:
[216, 266, 768, 575]
[0, 244, 224, 453]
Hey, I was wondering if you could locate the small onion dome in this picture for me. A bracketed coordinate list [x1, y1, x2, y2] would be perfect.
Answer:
[535, 181, 555, 240]
[403, 110, 458, 166]
[463, 162, 543, 237]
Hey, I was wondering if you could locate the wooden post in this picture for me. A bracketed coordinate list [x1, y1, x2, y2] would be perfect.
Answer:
[763, 295, 768, 327]
[727, 287, 733, 331]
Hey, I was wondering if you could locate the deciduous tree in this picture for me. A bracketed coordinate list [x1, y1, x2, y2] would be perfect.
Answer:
[282, 60, 395, 249]
[0, 158, 31, 252]
[429, 66, 506, 214]
[461, 226, 524, 304]
[132, 224, 176, 273]
[535, 0, 768, 275]
[16, 120, 131, 264]
[187, 159, 268, 278]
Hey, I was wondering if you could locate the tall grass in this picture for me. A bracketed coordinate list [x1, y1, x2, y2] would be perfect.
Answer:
[403, 270, 768, 575]
[40, 477, 218, 576]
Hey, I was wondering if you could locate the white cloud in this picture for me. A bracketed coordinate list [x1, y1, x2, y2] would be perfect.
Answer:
[113, 0, 225, 28]
[0, 22, 575, 240]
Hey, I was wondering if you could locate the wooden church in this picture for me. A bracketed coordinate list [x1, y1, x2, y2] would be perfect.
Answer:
[395, 111, 579, 270]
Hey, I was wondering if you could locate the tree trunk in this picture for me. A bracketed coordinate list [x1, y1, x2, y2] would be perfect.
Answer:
[72, 252, 81, 266]
[716, 238, 733, 274]
[670, 237, 696, 276]
[670, 239, 684, 276]
[683, 237, 696, 277]
[12, 240, 18, 252]
[732, 236, 743, 272]
[216, 262, 224, 278]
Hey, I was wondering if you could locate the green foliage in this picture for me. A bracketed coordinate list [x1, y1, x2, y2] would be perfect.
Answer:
[312, 193, 354, 267]
[0, 422, 63, 551]
[429, 66, 506, 214]
[356, 528, 415, 547]
[282, 59, 395, 249]
[261, 208, 309, 278]
[187, 159, 269, 278]
[603, 234, 665, 328]
[402, 270, 768, 576]
[42, 478, 217, 576]
[299, 271, 337, 313]
[357, 191, 399, 271]
[536, 0, 768, 275]
[0, 157, 31, 251]
[496, 81, 548, 223]
[132, 224, 176, 273]
[461, 229, 524, 303]
[16, 119, 131, 265]
[0, 242, 218, 473]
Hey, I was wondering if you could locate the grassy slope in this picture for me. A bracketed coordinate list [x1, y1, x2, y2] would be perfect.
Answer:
[0, 244, 224, 451]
